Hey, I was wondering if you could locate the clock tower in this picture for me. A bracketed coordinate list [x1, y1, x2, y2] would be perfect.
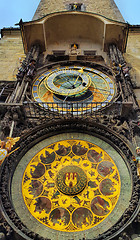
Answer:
[0, 1, 139, 240]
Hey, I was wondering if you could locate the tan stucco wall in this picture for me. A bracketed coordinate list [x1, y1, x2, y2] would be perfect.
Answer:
[124, 30, 140, 106]
[33, 0, 124, 23]
[0, 30, 25, 81]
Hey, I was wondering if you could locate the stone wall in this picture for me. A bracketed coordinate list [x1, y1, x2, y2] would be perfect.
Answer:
[124, 27, 140, 106]
[0, 29, 25, 81]
[33, 0, 125, 23]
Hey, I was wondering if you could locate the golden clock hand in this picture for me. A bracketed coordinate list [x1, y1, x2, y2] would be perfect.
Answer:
[72, 75, 80, 89]
[90, 85, 110, 93]
[63, 83, 78, 102]
[78, 68, 84, 74]
[91, 91, 110, 96]
[90, 88, 110, 96]
[75, 75, 79, 83]
[95, 87, 110, 92]
[73, 68, 84, 87]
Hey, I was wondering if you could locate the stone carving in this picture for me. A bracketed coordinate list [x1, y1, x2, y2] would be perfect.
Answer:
[119, 232, 132, 240]
[0, 137, 20, 164]
[109, 44, 138, 105]
[16, 45, 39, 82]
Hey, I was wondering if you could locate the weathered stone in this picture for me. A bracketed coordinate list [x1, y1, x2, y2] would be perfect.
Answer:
[33, 0, 125, 22]
[0, 30, 25, 81]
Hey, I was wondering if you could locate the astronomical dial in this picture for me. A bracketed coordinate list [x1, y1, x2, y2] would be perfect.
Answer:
[22, 139, 121, 232]
[11, 131, 133, 240]
[32, 66, 116, 112]
[44, 68, 91, 97]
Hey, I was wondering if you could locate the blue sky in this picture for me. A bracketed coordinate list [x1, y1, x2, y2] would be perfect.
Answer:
[0, 0, 139, 30]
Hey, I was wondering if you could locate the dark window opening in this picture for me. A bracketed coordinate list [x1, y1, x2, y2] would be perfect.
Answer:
[0, 96, 7, 103]
[69, 3, 85, 11]
[47, 55, 69, 62]
[52, 50, 66, 56]
[84, 50, 96, 56]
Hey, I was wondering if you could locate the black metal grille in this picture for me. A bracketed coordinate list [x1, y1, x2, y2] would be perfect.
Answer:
[23, 101, 122, 120]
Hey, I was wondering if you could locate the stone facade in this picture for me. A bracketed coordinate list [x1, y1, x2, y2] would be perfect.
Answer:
[0, 29, 25, 81]
[33, 0, 125, 22]
[124, 27, 140, 106]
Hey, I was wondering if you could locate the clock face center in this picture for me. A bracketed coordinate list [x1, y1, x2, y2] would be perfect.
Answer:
[53, 73, 83, 90]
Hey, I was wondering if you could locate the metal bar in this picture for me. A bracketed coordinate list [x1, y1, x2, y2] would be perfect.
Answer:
[57, 103, 58, 117]
[90, 103, 92, 117]
[0, 86, 6, 98]
[28, 102, 32, 118]
[48, 103, 50, 119]
[20, 82, 29, 103]
[0, 102, 23, 106]
[9, 120, 15, 138]
[62, 102, 64, 117]
[52, 103, 55, 117]
[71, 103, 73, 118]
[38, 104, 42, 120]
[14, 79, 25, 102]
[43, 103, 47, 120]
[82, 102, 83, 118]
[9, 82, 20, 103]
[66, 103, 68, 118]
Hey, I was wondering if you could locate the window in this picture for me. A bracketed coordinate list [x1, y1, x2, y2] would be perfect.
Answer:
[84, 50, 96, 56]
[52, 50, 66, 56]
[68, 3, 85, 11]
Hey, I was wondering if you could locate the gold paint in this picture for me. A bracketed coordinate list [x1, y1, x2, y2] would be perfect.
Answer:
[0, 137, 20, 165]
[22, 140, 120, 232]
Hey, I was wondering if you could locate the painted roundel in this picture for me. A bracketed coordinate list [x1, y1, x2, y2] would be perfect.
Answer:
[22, 139, 121, 232]
[32, 66, 116, 112]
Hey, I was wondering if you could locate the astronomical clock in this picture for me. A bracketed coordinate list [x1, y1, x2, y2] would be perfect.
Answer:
[0, 1, 139, 240]
[0, 56, 139, 240]
[32, 65, 116, 113]
[0, 55, 139, 240]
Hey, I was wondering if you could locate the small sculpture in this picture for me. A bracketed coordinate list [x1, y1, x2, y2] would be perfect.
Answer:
[112, 61, 121, 78]
[26, 59, 36, 79]
[0, 137, 20, 165]
[70, 44, 80, 55]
